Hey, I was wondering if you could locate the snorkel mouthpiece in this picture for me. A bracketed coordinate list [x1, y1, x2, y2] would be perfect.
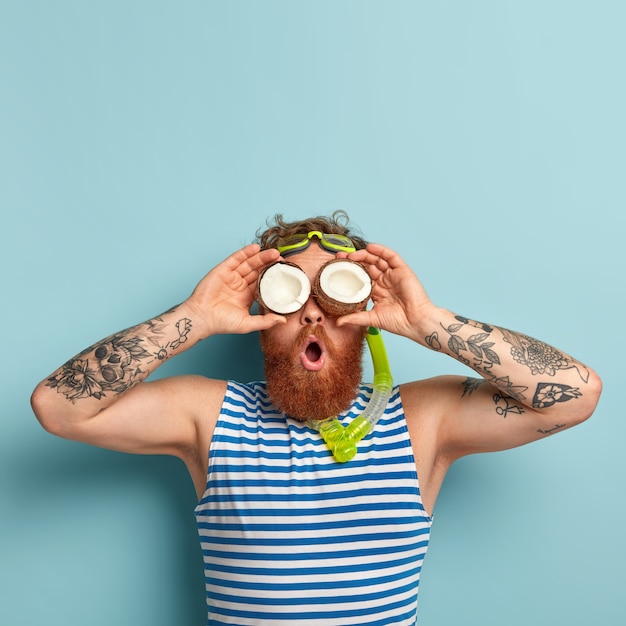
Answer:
[316, 419, 358, 463]
[307, 327, 393, 463]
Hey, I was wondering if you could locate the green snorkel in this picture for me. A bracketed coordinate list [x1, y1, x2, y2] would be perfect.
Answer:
[306, 327, 393, 462]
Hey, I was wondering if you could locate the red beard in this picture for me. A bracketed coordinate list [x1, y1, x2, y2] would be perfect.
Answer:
[260, 324, 367, 421]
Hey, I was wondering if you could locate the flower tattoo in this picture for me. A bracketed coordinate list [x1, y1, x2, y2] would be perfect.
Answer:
[500, 329, 590, 382]
[47, 359, 105, 401]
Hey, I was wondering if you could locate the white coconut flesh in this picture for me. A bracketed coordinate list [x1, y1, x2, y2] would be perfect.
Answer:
[258, 263, 311, 314]
[318, 261, 371, 303]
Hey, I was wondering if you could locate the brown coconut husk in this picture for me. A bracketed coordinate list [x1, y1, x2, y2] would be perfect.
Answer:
[312, 258, 372, 317]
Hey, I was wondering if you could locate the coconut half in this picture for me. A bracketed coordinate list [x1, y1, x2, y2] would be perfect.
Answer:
[257, 261, 311, 314]
[313, 259, 372, 316]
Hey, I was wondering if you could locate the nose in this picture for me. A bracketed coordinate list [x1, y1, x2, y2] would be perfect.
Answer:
[299, 295, 325, 325]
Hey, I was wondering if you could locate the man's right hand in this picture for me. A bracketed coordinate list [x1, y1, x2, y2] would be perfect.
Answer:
[185, 243, 287, 338]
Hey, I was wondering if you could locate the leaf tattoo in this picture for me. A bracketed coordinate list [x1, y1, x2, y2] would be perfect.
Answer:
[461, 377, 487, 397]
[437, 316, 501, 370]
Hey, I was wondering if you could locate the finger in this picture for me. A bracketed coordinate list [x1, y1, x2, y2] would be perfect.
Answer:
[351, 243, 405, 269]
[347, 248, 391, 277]
[225, 245, 279, 274]
[253, 247, 282, 267]
[229, 248, 281, 285]
[223, 243, 260, 267]
[241, 260, 283, 291]
[346, 255, 387, 282]
[365, 242, 403, 262]
[336, 310, 374, 328]
[246, 313, 287, 332]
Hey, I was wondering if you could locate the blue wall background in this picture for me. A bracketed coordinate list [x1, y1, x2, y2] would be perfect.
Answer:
[1, 1, 623, 624]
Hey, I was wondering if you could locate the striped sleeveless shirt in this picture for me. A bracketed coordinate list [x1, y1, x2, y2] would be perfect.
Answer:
[194, 381, 432, 626]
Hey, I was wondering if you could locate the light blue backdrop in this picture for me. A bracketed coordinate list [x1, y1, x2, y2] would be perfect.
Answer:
[1, 1, 622, 624]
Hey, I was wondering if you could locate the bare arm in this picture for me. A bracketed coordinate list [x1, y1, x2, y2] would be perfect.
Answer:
[338, 243, 602, 458]
[31, 244, 285, 460]
[399, 311, 601, 458]
[35, 304, 196, 427]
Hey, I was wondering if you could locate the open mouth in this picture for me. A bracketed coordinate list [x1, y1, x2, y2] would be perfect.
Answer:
[300, 336, 326, 371]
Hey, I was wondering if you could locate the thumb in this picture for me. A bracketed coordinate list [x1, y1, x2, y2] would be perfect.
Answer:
[336, 310, 373, 328]
[248, 314, 287, 332]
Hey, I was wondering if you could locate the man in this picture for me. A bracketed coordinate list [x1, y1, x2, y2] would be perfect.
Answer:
[31, 212, 602, 625]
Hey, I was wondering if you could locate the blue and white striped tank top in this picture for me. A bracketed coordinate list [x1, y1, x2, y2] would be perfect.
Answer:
[194, 381, 432, 626]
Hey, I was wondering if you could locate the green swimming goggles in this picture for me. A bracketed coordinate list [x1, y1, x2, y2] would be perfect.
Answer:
[277, 231, 357, 257]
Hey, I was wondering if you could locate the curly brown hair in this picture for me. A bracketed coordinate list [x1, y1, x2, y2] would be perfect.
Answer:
[255, 210, 368, 251]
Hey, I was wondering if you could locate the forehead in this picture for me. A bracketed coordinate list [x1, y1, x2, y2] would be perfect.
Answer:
[286, 245, 336, 280]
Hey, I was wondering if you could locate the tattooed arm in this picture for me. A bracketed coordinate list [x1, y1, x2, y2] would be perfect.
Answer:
[406, 313, 601, 456]
[339, 243, 602, 459]
[31, 245, 285, 487]
[36, 305, 197, 423]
